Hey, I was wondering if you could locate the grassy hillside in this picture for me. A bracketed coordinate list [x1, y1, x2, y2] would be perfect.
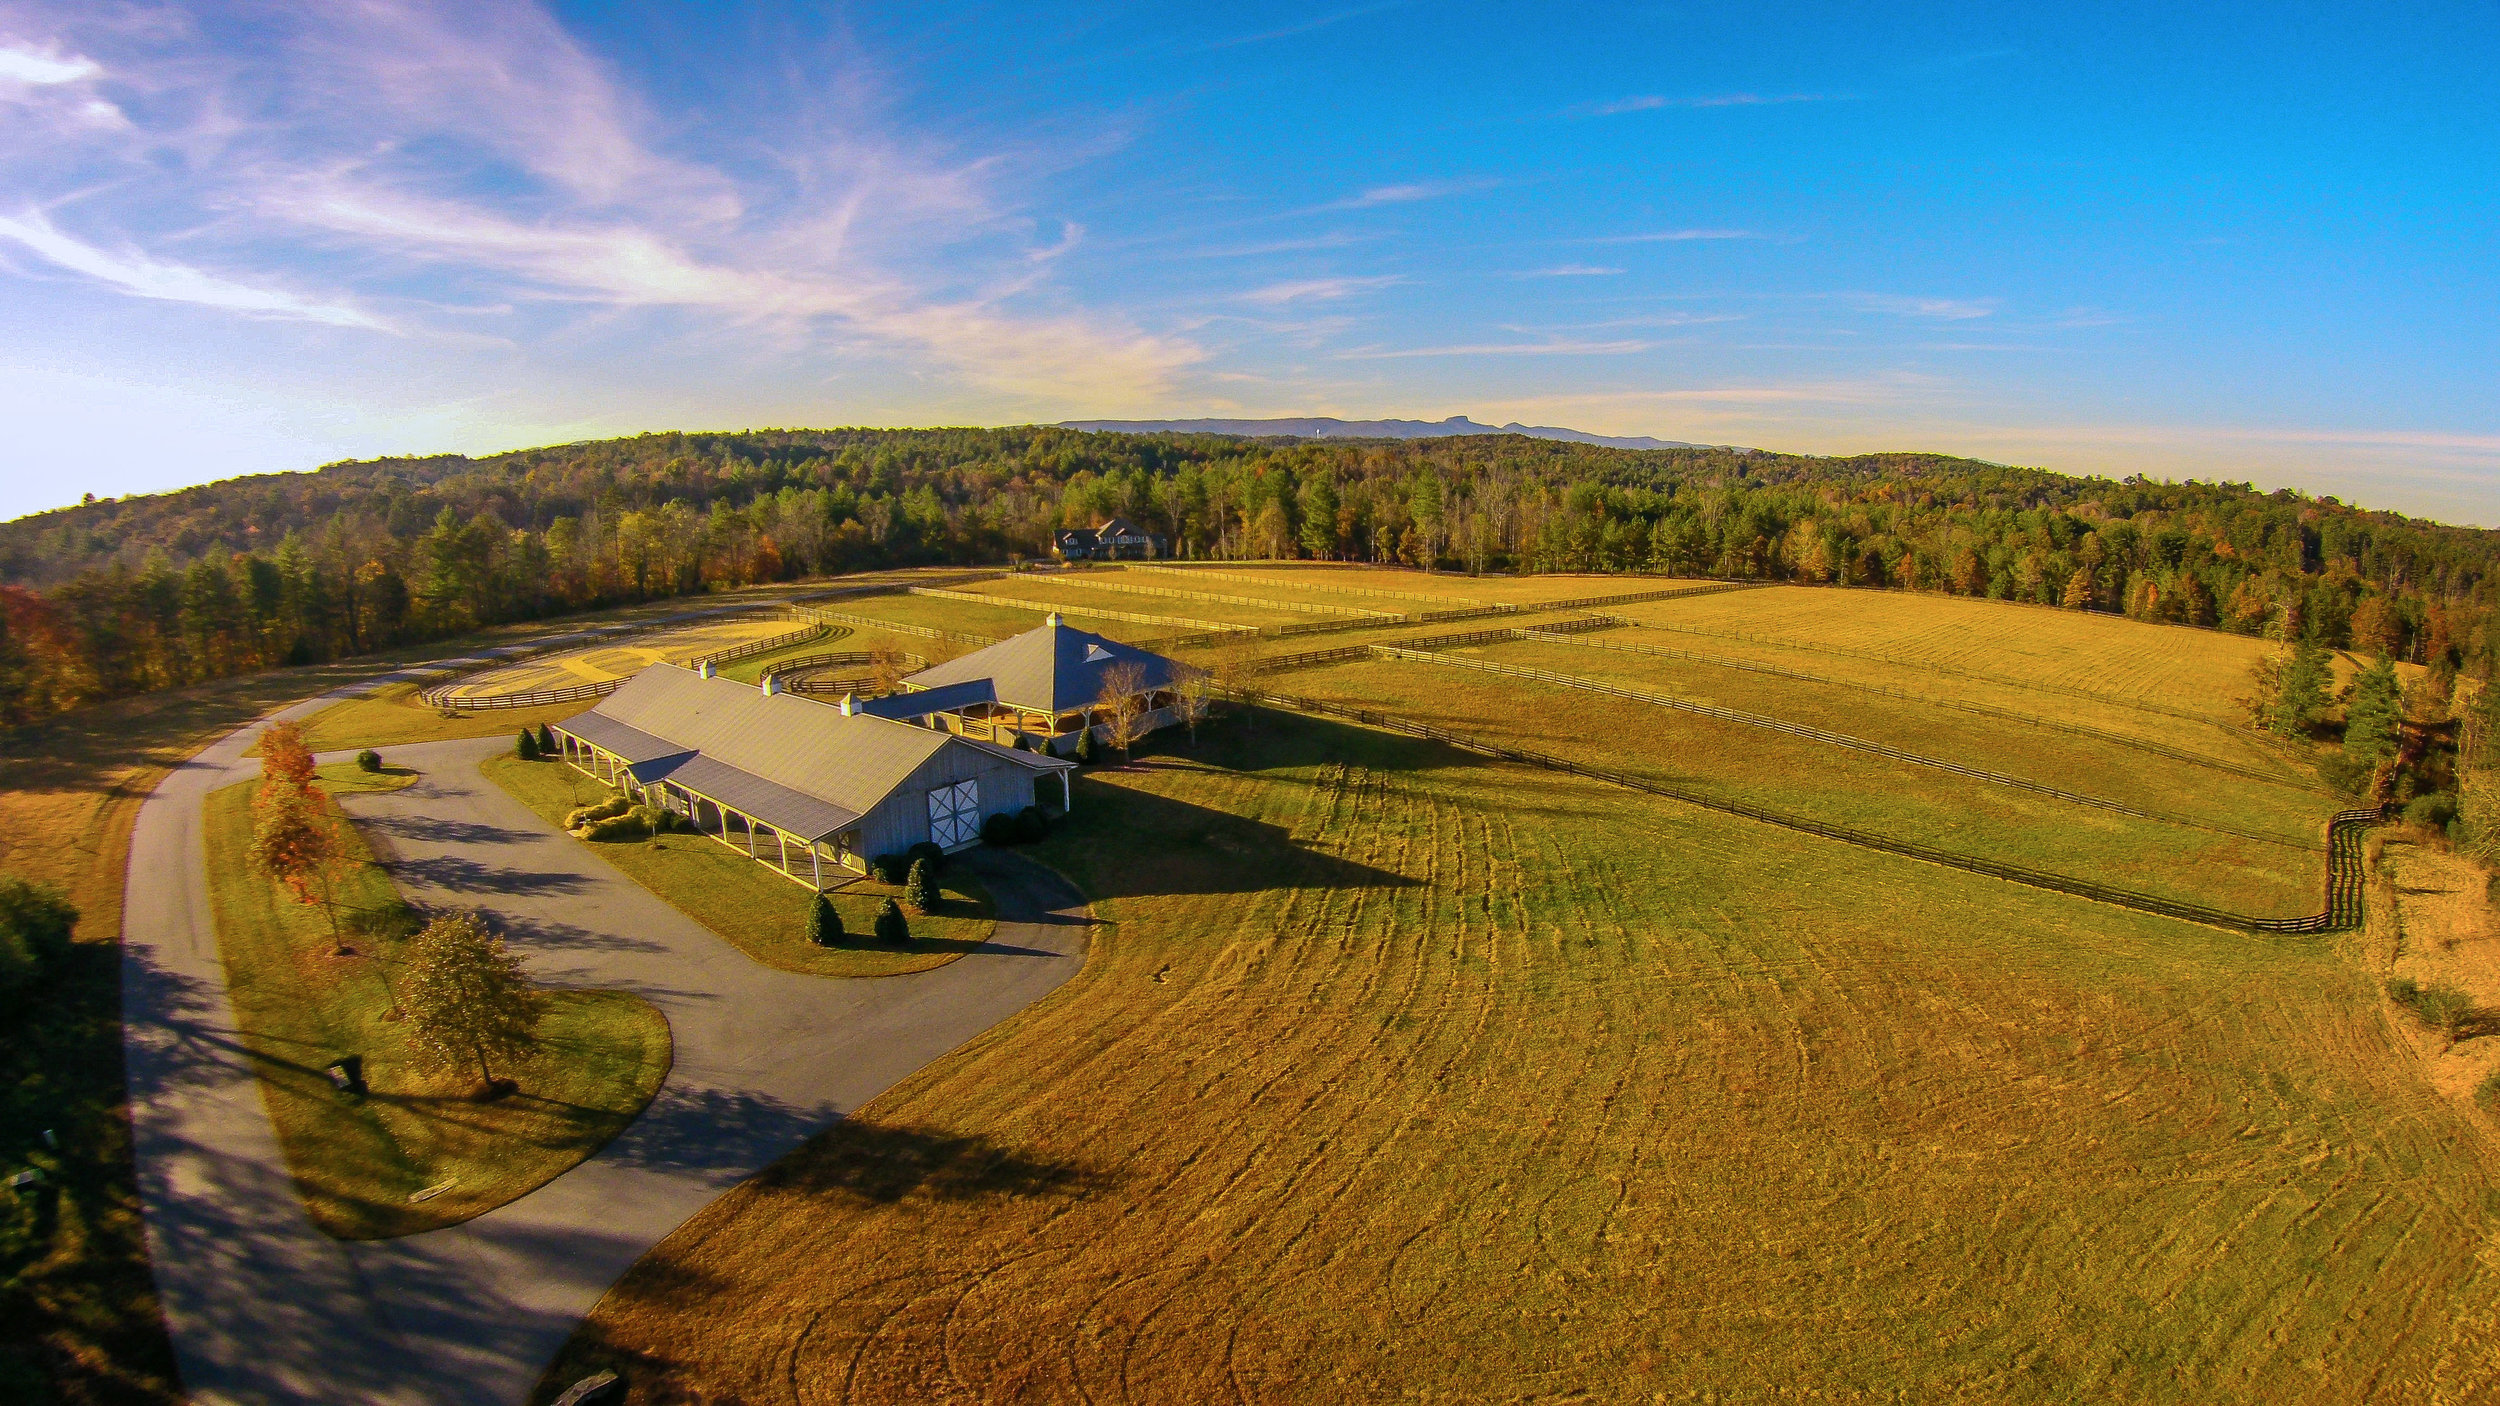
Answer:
[537, 712, 2500, 1403]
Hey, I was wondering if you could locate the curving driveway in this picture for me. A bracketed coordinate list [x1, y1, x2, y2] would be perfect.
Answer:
[120, 699, 1091, 1405]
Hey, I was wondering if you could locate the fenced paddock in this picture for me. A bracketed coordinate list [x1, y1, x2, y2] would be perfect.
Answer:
[431, 613, 820, 704]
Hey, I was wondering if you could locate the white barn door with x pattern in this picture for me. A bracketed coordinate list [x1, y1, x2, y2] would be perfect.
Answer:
[927, 779, 980, 849]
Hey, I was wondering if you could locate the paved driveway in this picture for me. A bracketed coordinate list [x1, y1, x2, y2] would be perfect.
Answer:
[121, 715, 1091, 1406]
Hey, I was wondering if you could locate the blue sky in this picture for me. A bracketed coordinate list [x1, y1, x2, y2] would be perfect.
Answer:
[0, 1, 2493, 522]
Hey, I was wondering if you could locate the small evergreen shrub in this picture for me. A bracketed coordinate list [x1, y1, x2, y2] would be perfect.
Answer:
[904, 858, 937, 914]
[807, 892, 843, 947]
[1075, 727, 1100, 765]
[2319, 752, 2375, 799]
[1016, 806, 1049, 843]
[536, 722, 558, 756]
[2406, 792, 2461, 828]
[907, 840, 945, 873]
[517, 728, 541, 761]
[875, 897, 910, 946]
[982, 811, 1016, 846]
[872, 852, 909, 884]
[355, 749, 383, 773]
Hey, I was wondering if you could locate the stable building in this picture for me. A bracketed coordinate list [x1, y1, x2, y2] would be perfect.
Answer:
[868, 614, 1195, 754]
[550, 663, 1074, 889]
[1052, 514, 1167, 561]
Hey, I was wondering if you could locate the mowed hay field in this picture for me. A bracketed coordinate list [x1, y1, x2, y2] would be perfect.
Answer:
[543, 714, 2500, 1404]
[1147, 563, 1669, 607]
[440, 614, 811, 698]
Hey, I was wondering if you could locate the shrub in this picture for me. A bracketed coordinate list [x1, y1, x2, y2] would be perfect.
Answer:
[807, 892, 843, 947]
[564, 796, 634, 830]
[872, 852, 910, 884]
[535, 722, 558, 757]
[580, 813, 650, 842]
[2407, 792, 2461, 828]
[1016, 806, 1049, 843]
[904, 858, 937, 914]
[355, 749, 383, 773]
[2480, 1068, 2500, 1110]
[982, 811, 1016, 846]
[2319, 752, 2376, 799]
[2389, 976, 2479, 1042]
[517, 728, 541, 761]
[907, 840, 945, 873]
[0, 876, 77, 1006]
[1074, 726, 1100, 765]
[874, 897, 910, 945]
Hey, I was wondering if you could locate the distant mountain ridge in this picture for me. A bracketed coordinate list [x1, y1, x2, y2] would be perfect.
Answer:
[1057, 415, 1746, 453]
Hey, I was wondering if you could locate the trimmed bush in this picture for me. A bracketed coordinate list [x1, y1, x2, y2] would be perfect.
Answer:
[907, 840, 945, 873]
[2406, 792, 2460, 828]
[355, 749, 383, 773]
[563, 795, 634, 830]
[872, 852, 910, 885]
[580, 813, 650, 842]
[1015, 806, 1049, 843]
[982, 811, 1016, 846]
[904, 858, 937, 913]
[807, 892, 843, 947]
[1074, 726, 1100, 765]
[875, 897, 910, 946]
[517, 728, 541, 761]
[535, 722, 558, 757]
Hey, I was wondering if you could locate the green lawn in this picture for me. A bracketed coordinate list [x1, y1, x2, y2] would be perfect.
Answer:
[203, 781, 673, 1239]
[542, 710, 2499, 1405]
[294, 681, 593, 755]
[313, 760, 421, 795]
[482, 756, 998, 977]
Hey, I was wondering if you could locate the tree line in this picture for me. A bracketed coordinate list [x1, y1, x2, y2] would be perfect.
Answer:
[0, 426, 2495, 724]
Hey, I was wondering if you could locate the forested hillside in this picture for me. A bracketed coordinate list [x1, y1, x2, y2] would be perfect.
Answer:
[0, 426, 2494, 724]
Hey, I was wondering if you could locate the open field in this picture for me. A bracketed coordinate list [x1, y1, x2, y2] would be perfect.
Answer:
[440, 615, 814, 699]
[203, 780, 674, 1239]
[954, 576, 1314, 630]
[484, 756, 998, 977]
[542, 712, 2500, 1404]
[1142, 563, 1674, 607]
[1612, 586, 2279, 725]
[293, 681, 595, 754]
[824, 591, 1181, 646]
[1276, 654, 2322, 918]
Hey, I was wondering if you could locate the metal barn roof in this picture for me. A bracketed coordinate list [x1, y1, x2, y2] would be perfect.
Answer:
[900, 618, 1189, 713]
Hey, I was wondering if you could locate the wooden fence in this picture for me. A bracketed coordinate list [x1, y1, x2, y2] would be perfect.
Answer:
[786, 606, 1001, 648]
[1125, 563, 1488, 607]
[421, 611, 828, 711]
[1370, 646, 2318, 851]
[903, 586, 1253, 635]
[1235, 687, 2383, 934]
[1014, 572, 1394, 618]
[1154, 583, 1753, 652]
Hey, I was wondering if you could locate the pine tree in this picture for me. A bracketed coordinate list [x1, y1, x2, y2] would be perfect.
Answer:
[2343, 654, 2403, 765]
[1075, 724, 1100, 765]
[401, 912, 547, 1096]
[2060, 567, 2094, 610]
[536, 722, 558, 757]
[806, 891, 843, 947]
[874, 897, 910, 946]
[2270, 637, 2333, 737]
[904, 857, 937, 914]
[516, 727, 540, 761]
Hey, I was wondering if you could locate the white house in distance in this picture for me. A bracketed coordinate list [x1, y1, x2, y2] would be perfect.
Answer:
[550, 664, 1075, 889]
[868, 614, 1196, 754]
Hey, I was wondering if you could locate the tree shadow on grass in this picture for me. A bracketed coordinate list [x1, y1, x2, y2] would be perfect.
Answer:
[604, 1085, 841, 1179]
[756, 1116, 1114, 1206]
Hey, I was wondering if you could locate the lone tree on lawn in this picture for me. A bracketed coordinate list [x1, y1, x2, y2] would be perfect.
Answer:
[249, 784, 348, 953]
[260, 719, 318, 793]
[2268, 636, 2333, 737]
[807, 891, 843, 947]
[903, 857, 937, 914]
[1175, 662, 1215, 747]
[875, 897, 910, 946]
[1097, 661, 1149, 763]
[401, 912, 547, 1098]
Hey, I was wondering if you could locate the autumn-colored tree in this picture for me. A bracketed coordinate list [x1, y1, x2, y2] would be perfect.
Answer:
[2348, 595, 2401, 657]
[869, 647, 909, 696]
[1174, 662, 1216, 746]
[2060, 567, 2094, 610]
[249, 785, 347, 951]
[260, 719, 318, 794]
[401, 912, 547, 1097]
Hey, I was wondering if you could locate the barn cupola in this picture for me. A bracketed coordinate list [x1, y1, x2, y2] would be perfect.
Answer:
[838, 693, 859, 716]
[760, 674, 779, 696]
[698, 660, 716, 678]
[1046, 611, 1063, 627]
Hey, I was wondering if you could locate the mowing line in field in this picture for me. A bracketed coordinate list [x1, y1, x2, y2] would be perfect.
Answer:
[1242, 687, 2374, 934]
[1371, 646, 2320, 851]
[1517, 627, 2321, 793]
[1013, 572, 1398, 618]
[1127, 562, 1491, 607]
[904, 585, 1249, 635]
[1617, 613, 2267, 738]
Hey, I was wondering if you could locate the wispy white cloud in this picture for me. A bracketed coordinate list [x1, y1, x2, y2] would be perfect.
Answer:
[1585, 92, 1836, 117]
[1315, 178, 1499, 211]
[1338, 339, 1653, 359]
[1237, 275, 1403, 305]
[0, 42, 99, 85]
[1847, 293, 1998, 320]
[1514, 264, 1623, 278]
[1586, 228, 1772, 244]
[1200, 3, 1411, 51]
[0, 210, 385, 328]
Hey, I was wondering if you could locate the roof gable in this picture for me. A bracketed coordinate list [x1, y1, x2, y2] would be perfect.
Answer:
[900, 618, 1188, 713]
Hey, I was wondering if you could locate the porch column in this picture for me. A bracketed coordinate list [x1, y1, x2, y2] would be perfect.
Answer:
[1061, 769, 1071, 809]
[809, 844, 822, 890]
[775, 829, 790, 872]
